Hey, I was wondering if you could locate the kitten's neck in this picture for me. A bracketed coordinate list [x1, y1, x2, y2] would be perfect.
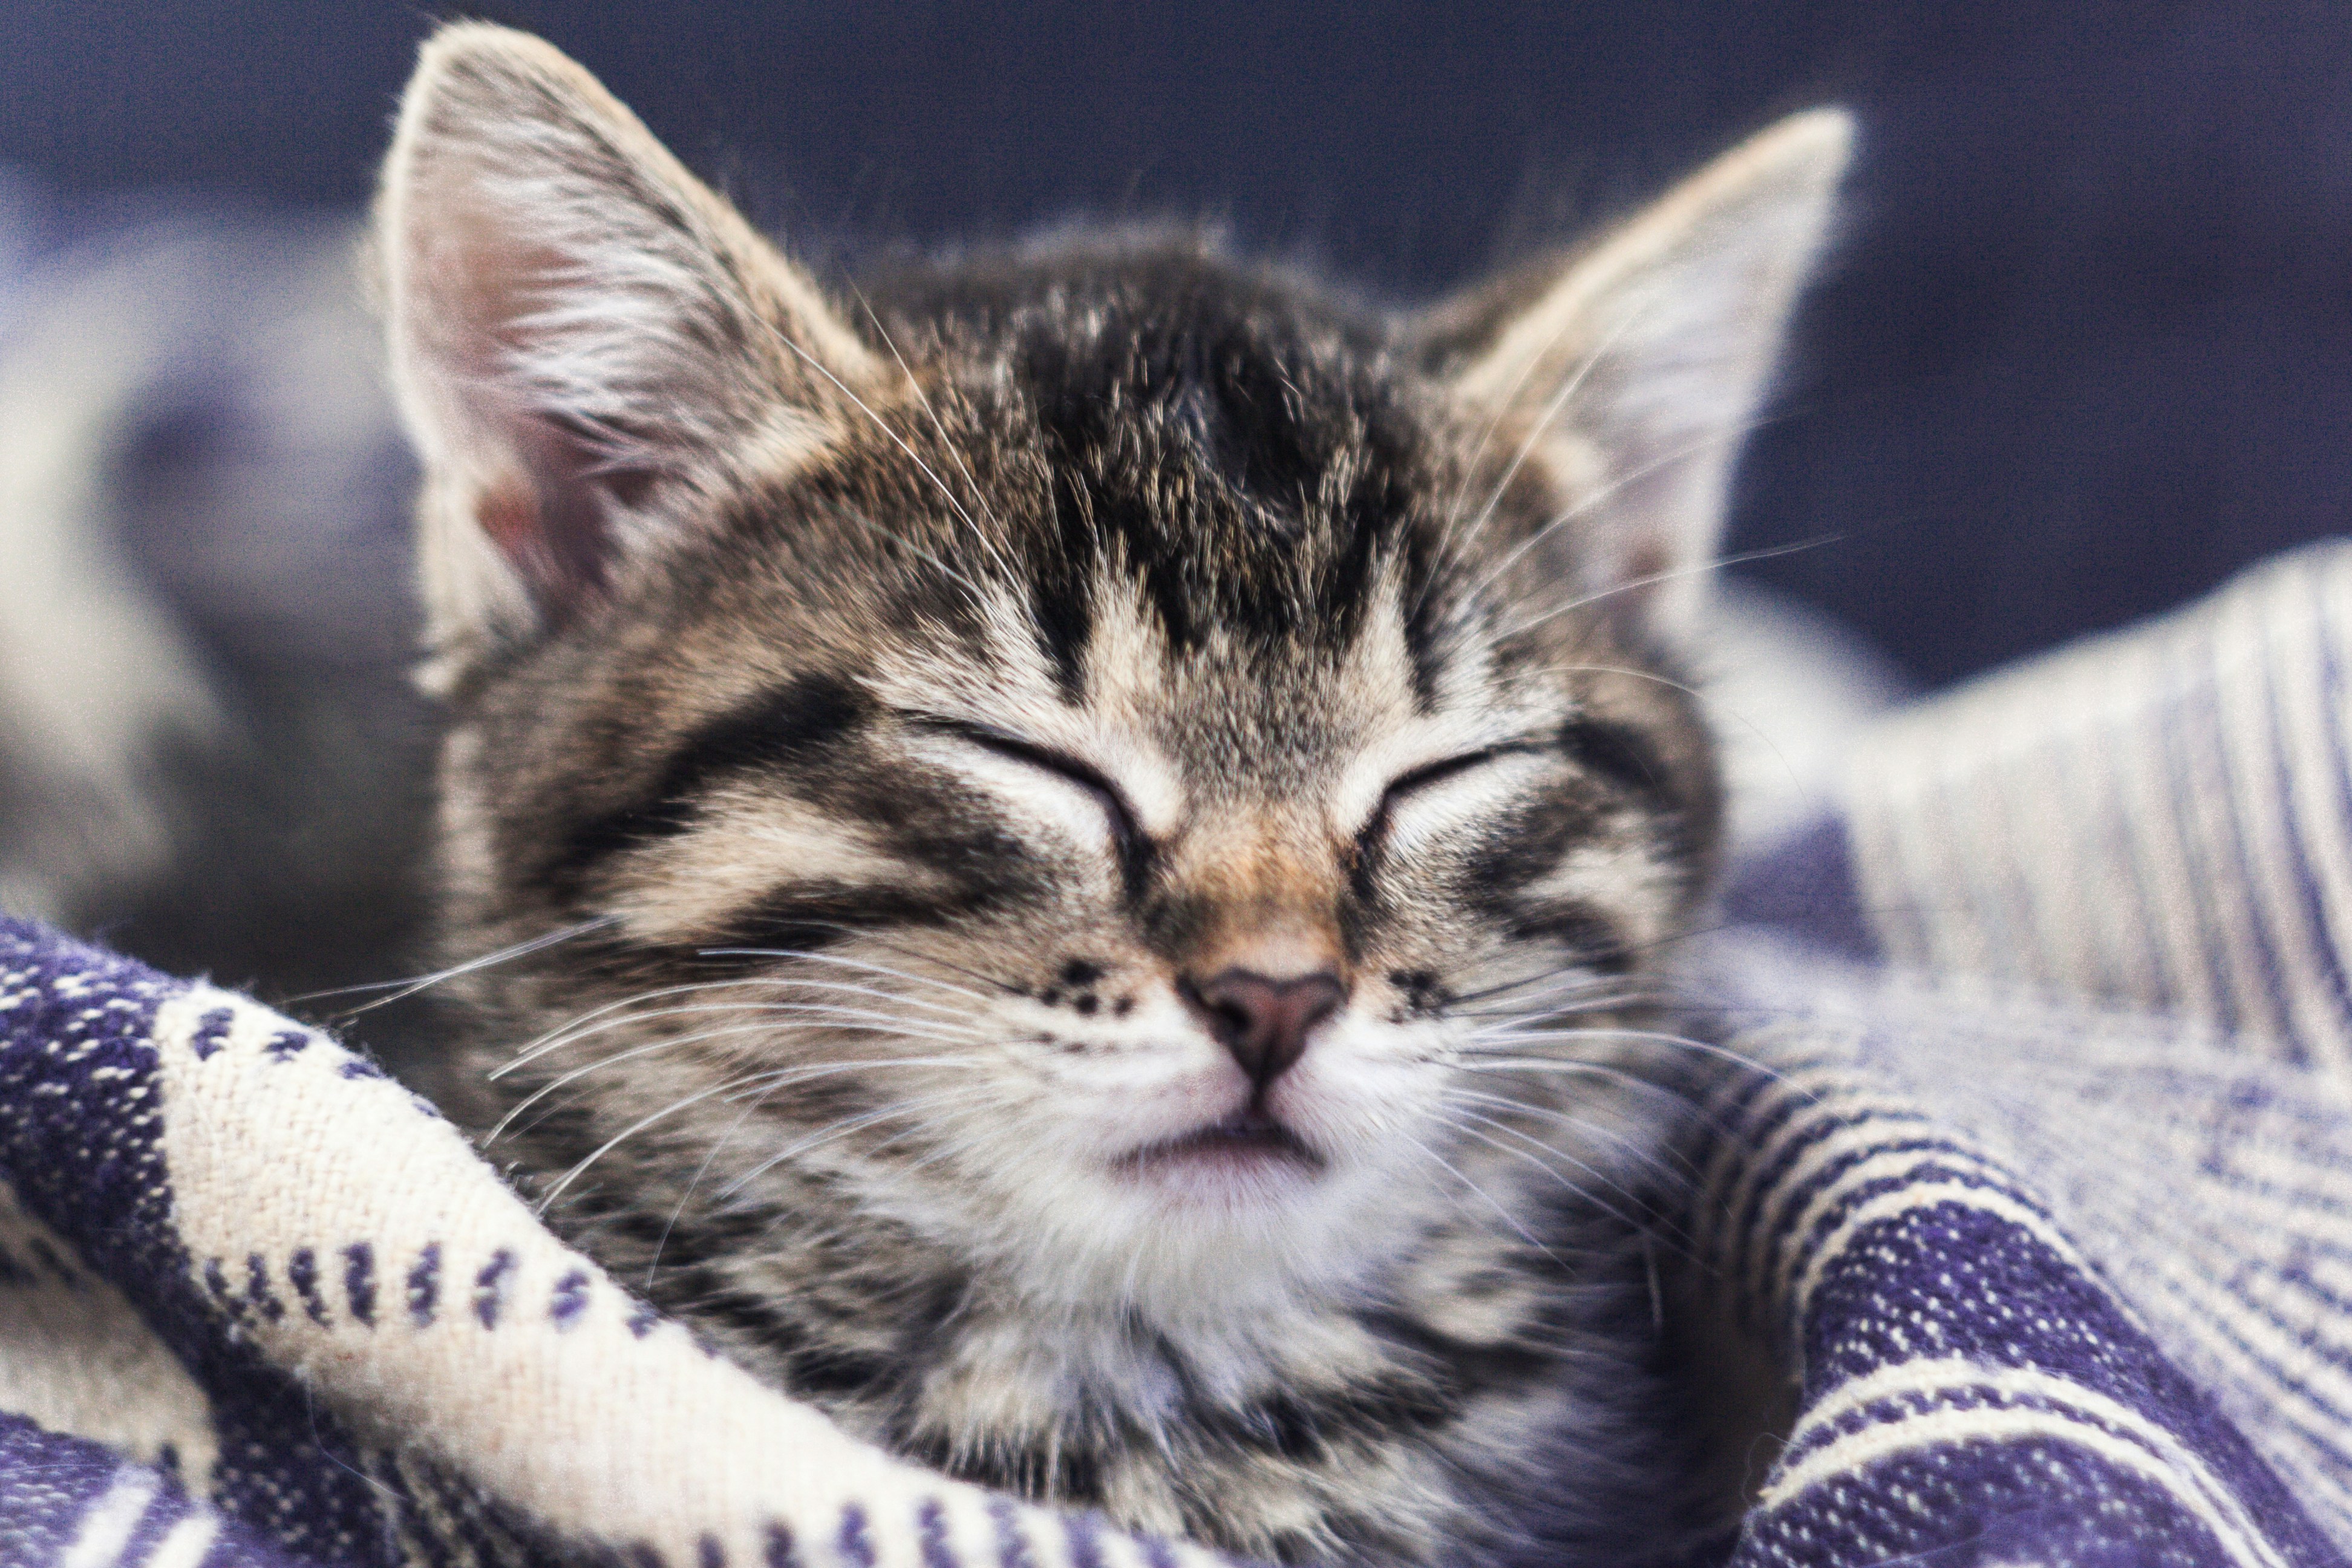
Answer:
[526, 1128, 1601, 1563]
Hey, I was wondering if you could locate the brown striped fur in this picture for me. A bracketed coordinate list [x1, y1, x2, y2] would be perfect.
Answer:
[378, 25, 1847, 1566]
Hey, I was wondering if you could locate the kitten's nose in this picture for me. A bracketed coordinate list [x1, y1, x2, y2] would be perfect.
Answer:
[1184, 969, 1346, 1088]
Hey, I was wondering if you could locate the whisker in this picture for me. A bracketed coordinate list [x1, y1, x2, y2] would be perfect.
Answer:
[1491, 535, 1841, 644]
[696, 946, 999, 1004]
[495, 997, 979, 1080]
[1446, 1060, 1697, 1109]
[717, 1054, 1001, 1102]
[890, 1118, 1019, 1179]
[1449, 978, 1656, 1018]
[1441, 1086, 1702, 1187]
[1448, 995, 1659, 1023]
[1463, 1025, 1803, 1089]
[500, 968, 993, 1080]
[850, 283, 1004, 540]
[717, 1085, 1002, 1200]
[748, 306, 1020, 586]
[743, 1093, 1017, 1248]
[1443, 298, 1657, 566]
[1442, 910, 1795, 1016]
[1463, 420, 1775, 607]
[294, 916, 618, 1014]
[1460, 1049, 1820, 1155]
[1397, 1131, 1569, 1269]
[647, 1082, 779, 1290]
[691, 972, 981, 1019]
[497, 1010, 972, 1109]
[702, 921, 1028, 995]
[1439, 1112, 1682, 1249]
[534, 1070, 990, 1211]
[496, 1039, 978, 1146]
[533, 1071, 776, 1211]
[1441, 969, 1645, 1010]
[494, 1020, 984, 1146]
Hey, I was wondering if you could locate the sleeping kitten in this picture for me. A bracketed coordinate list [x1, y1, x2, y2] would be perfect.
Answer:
[379, 25, 1844, 1566]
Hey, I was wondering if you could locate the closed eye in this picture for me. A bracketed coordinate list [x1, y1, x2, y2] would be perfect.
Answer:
[1356, 743, 1544, 859]
[920, 719, 1151, 890]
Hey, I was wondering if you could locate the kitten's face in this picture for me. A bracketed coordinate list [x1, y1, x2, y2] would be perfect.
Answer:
[443, 263, 1719, 1306]
[382, 27, 1840, 1318]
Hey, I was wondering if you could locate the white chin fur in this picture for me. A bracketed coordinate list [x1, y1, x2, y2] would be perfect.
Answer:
[841, 1012, 1464, 1325]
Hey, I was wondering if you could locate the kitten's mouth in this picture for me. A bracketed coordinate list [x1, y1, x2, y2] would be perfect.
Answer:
[1117, 1109, 1325, 1180]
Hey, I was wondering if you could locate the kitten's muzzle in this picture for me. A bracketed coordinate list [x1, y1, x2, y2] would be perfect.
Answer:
[1181, 968, 1345, 1089]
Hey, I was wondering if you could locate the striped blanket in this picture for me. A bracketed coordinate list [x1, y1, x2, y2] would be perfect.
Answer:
[5, 543, 2352, 1567]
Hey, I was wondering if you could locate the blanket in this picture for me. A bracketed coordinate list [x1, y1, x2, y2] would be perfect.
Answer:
[6, 540, 2352, 1568]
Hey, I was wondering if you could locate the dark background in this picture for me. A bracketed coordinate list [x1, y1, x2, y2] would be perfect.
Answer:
[6, 0, 2350, 690]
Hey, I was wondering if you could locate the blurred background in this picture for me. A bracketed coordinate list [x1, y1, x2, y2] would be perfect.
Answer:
[1, 0, 2345, 1052]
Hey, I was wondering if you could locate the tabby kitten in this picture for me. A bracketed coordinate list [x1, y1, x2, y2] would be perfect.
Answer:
[379, 25, 1844, 1567]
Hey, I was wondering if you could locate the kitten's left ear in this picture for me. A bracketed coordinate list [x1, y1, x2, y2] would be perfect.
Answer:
[1429, 109, 1851, 640]
[376, 23, 881, 676]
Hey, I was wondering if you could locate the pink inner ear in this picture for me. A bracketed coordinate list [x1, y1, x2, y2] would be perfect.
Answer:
[483, 414, 626, 618]
[411, 188, 626, 617]
[477, 477, 540, 563]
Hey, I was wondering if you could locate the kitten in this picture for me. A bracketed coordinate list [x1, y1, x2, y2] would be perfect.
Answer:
[379, 25, 1844, 1566]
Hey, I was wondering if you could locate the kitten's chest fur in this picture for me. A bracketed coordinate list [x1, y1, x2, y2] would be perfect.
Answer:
[504, 1105, 1684, 1567]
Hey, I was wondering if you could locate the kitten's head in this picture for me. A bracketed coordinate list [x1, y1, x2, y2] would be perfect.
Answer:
[381, 26, 1844, 1314]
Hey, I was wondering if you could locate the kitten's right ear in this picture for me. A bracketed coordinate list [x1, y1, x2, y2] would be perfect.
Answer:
[1425, 110, 1849, 642]
[377, 23, 878, 676]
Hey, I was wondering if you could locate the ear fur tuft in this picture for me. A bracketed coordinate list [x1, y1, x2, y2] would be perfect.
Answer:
[1439, 108, 1852, 640]
[377, 22, 879, 676]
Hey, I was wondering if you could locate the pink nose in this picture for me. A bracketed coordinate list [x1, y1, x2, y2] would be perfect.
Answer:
[1183, 969, 1346, 1088]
